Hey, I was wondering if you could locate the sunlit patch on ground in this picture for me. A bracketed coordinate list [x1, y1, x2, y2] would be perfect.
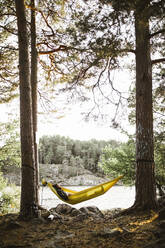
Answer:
[129, 211, 159, 232]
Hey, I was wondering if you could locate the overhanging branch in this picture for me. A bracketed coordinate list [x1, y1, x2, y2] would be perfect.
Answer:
[0, 25, 17, 35]
[25, 3, 55, 36]
[38, 43, 88, 55]
[152, 57, 165, 65]
[38, 45, 69, 55]
[150, 29, 165, 38]
[119, 48, 136, 54]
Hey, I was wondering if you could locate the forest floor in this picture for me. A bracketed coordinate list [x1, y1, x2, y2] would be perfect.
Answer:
[0, 205, 165, 248]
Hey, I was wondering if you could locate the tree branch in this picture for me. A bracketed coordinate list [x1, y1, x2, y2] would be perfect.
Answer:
[0, 25, 17, 35]
[25, 3, 55, 36]
[38, 45, 69, 55]
[38, 43, 88, 55]
[150, 29, 165, 38]
[119, 49, 136, 54]
[152, 58, 165, 65]
[0, 45, 18, 51]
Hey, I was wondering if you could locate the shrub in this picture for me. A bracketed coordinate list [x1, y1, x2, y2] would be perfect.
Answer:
[0, 173, 20, 214]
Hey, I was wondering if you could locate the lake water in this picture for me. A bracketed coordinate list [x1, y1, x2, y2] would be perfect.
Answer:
[40, 185, 135, 210]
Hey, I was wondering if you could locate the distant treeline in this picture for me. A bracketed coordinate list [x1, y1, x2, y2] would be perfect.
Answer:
[39, 135, 120, 174]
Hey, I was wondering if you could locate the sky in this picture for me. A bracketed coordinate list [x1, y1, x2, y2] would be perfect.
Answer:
[38, 108, 131, 142]
[0, 68, 135, 142]
[36, 68, 135, 142]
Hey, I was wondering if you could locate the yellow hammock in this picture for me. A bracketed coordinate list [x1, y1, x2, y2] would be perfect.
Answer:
[42, 175, 123, 205]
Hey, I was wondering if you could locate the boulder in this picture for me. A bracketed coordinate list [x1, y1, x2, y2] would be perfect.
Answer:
[79, 206, 104, 218]
[48, 204, 104, 221]
[50, 203, 81, 217]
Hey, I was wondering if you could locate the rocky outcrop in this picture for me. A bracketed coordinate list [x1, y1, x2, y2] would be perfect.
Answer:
[2, 164, 107, 186]
[40, 164, 107, 186]
[41, 203, 105, 222]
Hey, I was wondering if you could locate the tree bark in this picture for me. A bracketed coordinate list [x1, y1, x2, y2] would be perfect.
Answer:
[30, 0, 39, 206]
[134, 10, 157, 210]
[15, 0, 37, 219]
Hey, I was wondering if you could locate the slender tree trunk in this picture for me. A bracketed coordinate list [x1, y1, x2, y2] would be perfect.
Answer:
[134, 11, 157, 210]
[15, 0, 37, 218]
[30, 0, 39, 206]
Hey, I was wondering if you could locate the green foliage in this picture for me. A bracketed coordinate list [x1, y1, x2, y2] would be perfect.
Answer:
[0, 172, 7, 191]
[99, 140, 135, 185]
[154, 131, 165, 190]
[39, 135, 119, 175]
[0, 173, 20, 214]
[99, 138, 165, 187]
[0, 119, 21, 169]
[0, 119, 21, 214]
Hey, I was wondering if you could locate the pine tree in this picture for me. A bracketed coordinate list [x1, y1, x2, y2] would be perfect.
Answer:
[15, 0, 38, 219]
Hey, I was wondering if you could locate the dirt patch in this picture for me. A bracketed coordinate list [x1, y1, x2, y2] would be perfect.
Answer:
[0, 206, 164, 248]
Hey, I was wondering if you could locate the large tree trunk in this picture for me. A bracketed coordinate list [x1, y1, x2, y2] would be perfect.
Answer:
[15, 0, 38, 219]
[134, 11, 157, 210]
[30, 0, 39, 206]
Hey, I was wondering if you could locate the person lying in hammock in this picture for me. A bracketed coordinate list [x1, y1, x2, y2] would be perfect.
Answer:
[52, 183, 69, 201]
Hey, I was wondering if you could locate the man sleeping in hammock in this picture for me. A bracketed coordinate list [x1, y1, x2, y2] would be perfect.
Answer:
[52, 184, 69, 201]
[42, 175, 123, 205]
